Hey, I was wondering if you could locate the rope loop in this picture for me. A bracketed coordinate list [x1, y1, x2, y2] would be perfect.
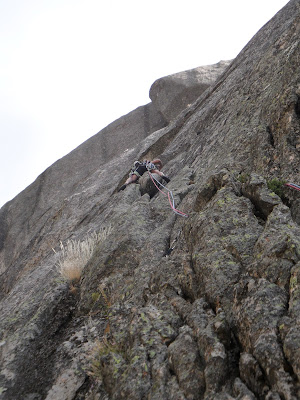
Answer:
[147, 170, 188, 218]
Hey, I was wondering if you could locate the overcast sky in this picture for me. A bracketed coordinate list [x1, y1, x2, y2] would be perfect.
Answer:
[0, 0, 289, 208]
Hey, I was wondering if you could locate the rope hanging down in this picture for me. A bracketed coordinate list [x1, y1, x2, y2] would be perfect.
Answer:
[148, 171, 188, 218]
[285, 182, 300, 192]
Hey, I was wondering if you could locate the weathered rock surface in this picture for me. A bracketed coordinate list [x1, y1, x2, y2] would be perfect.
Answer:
[149, 60, 231, 122]
[0, 1, 300, 399]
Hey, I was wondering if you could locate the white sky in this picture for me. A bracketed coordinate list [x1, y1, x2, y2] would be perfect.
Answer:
[0, 0, 289, 208]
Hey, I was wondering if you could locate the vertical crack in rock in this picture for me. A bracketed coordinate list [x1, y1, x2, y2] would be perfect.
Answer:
[1, 1, 300, 399]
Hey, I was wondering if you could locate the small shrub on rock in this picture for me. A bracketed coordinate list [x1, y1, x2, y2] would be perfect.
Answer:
[267, 178, 286, 198]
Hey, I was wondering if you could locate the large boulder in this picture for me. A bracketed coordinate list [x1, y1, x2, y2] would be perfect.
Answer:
[149, 60, 231, 122]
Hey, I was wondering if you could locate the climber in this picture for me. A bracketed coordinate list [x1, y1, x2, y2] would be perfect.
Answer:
[118, 159, 170, 191]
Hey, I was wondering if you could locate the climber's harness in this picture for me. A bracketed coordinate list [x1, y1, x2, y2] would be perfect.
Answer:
[130, 160, 155, 178]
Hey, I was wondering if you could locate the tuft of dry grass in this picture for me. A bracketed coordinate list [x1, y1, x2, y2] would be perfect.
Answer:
[55, 228, 111, 283]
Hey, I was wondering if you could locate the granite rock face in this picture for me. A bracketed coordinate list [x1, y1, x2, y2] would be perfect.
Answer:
[1, 1, 300, 399]
[0, 102, 166, 298]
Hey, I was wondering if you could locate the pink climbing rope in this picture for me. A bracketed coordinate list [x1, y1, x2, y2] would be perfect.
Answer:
[285, 183, 300, 192]
[148, 171, 188, 218]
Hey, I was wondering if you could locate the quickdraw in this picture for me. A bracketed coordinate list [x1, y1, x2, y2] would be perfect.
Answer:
[148, 170, 188, 218]
[164, 229, 182, 257]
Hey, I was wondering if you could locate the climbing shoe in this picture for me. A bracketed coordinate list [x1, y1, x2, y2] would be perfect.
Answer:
[163, 176, 170, 183]
[118, 184, 127, 191]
